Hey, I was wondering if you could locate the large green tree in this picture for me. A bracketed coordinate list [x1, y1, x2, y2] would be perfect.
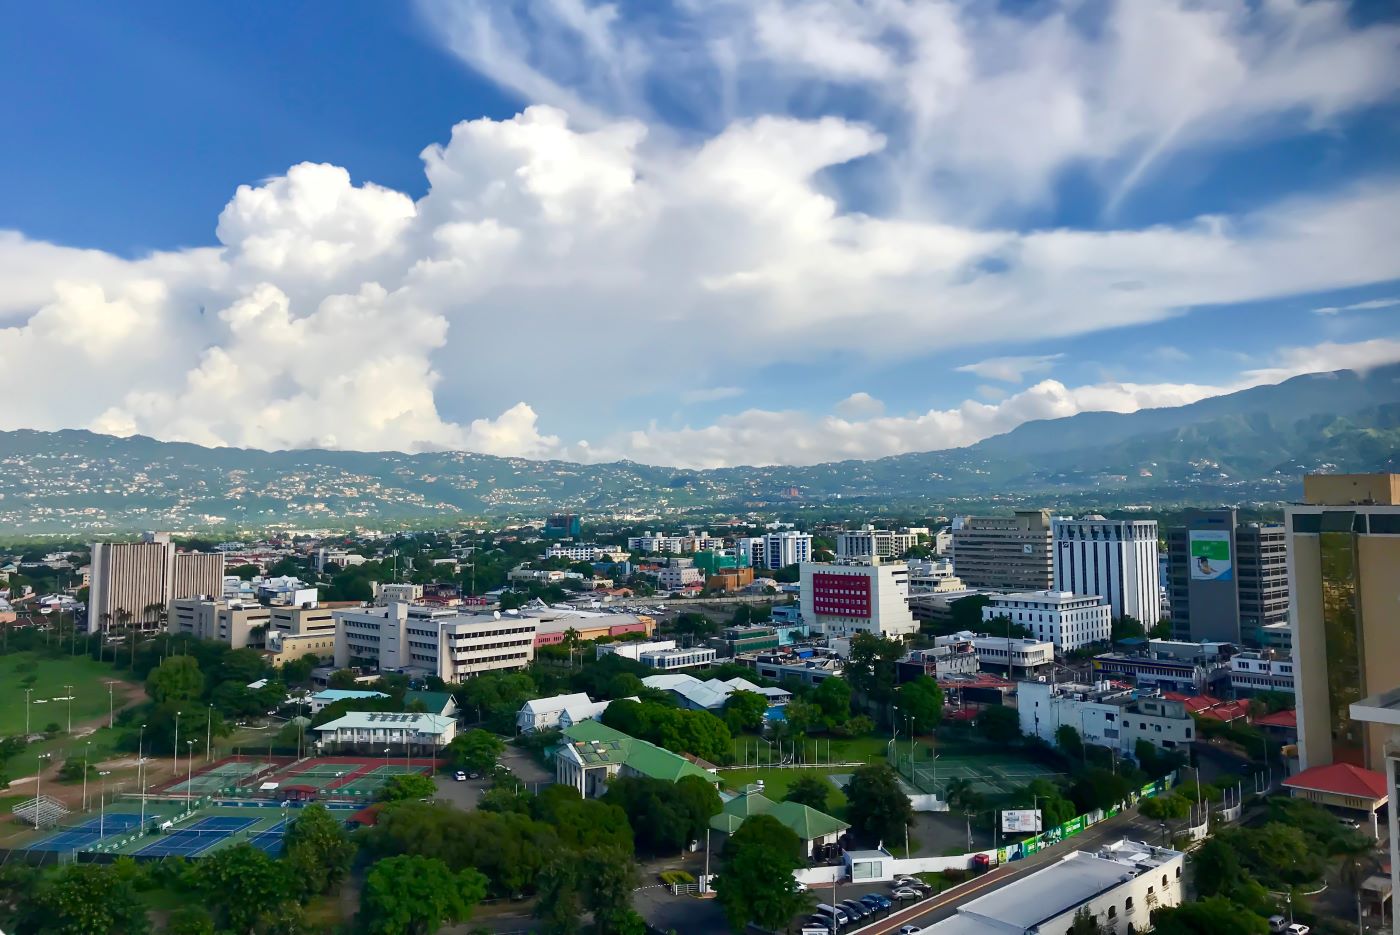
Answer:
[714, 814, 810, 933]
[446, 728, 505, 774]
[844, 764, 912, 845]
[974, 705, 1021, 744]
[811, 676, 851, 722]
[378, 772, 438, 802]
[723, 690, 769, 733]
[784, 775, 830, 812]
[194, 844, 290, 934]
[532, 785, 634, 852]
[844, 633, 905, 706]
[1150, 897, 1269, 935]
[146, 656, 205, 706]
[21, 863, 148, 935]
[359, 855, 488, 935]
[895, 675, 944, 733]
[283, 803, 356, 898]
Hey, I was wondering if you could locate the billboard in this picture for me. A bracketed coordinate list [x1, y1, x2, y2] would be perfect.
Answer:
[1001, 809, 1042, 833]
[1189, 530, 1233, 581]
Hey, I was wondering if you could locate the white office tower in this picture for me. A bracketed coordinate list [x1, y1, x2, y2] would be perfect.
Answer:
[799, 560, 918, 640]
[761, 531, 812, 569]
[1053, 516, 1160, 624]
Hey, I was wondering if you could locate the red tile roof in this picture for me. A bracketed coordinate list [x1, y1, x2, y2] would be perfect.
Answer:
[1196, 700, 1252, 722]
[1284, 763, 1389, 801]
[1253, 708, 1297, 729]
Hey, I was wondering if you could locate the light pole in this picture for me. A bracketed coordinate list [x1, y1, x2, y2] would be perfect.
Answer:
[186, 740, 195, 805]
[139, 722, 148, 828]
[33, 753, 52, 828]
[173, 710, 182, 786]
[24, 688, 32, 736]
[98, 770, 111, 837]
[64, 683, 73, 734]
[206, 704, 213, 763]
[108, 682, 115, 728]
[82, 741, 92, 810]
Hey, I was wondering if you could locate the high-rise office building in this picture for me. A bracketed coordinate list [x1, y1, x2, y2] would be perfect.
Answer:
[761, 531, 812, 569]
[951, 510, 1053, 590]
[88, 532, 225, 634]
[1166, 510, 1287, 645]
[1052, 516, 1160, 624]
[799, 560, 918, 640]
[1289, 473, 1400, 773]
[544, 513, 581, 538]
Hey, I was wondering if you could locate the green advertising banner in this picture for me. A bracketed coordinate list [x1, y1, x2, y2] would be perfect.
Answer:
[1063, 816, 1085, 837]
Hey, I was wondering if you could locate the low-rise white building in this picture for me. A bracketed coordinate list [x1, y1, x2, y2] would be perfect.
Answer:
[836, 526, 921, 560]
[642, 674, 790, 711]
[596, 639, 677, 661]
[983, 590, 1111, 651]
[799, 560, 918, 640]
[313, 711, 456, 748]
[315, 548, 366, 573]
[656, 564, 703, 591]
[1018, 680, 1195, 754]
[920, 839, 1184, 934]
[333, 603, 536, 681]
[1229, 650, 1295, 695]
[638, 646, 717, 671]
[541, 543, 625, 563]
[516, 692, 614, 733]
[964, 633, 1056, 675]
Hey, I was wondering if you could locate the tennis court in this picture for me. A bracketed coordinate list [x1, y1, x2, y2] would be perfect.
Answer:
[29, 813, 145, 852]
[248, 819, 289, 855]
[166, 760, 270, 795]
[134, 816, 257, 858]
[904, 752, 1063, 798]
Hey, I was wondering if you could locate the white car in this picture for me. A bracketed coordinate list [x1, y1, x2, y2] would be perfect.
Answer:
[890, 888, 922, 901]
[899, 926, 923, 934]
[1286, 926, 1310, 935]
[454, 770, 467, 781]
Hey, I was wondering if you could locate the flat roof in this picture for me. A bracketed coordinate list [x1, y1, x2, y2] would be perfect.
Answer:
[952, 851, 1147, 931]
[1351, 688, 1400, 728]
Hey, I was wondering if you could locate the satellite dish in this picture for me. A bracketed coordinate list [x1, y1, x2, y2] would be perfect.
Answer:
[493, 610, 501, 620]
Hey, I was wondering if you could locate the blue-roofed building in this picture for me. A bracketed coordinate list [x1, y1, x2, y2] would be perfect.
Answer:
[309, 689, 388, 713]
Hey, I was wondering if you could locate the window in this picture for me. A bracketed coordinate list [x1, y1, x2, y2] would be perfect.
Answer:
[1108, 907, 1117, 919]
[1125, 897, 1134, 910]
[1162, 875, 1168, 887]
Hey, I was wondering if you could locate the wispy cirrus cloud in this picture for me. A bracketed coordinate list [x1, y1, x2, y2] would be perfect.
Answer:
[1313, 296, 1400, 315]
[956, 354, 1064, 384]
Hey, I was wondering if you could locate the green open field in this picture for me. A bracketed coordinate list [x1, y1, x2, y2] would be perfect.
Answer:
[0, 652, 136, 736]
[719, 766, 852, 816]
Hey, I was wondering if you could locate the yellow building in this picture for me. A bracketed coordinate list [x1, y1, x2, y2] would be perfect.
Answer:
[1289, 473, 1400, 773]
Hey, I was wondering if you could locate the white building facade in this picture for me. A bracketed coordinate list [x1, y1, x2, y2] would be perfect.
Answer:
[1053, 517, 1161, 624]
[333, 602, 537, 681]
[799, 560, 918, 640]
[1018, 680, 1195, 754]
[1229, 650, 1295, 695]
[836, 526, 920, 560]
[983, 590, 1111, 651]
[762, 531, 812, 569]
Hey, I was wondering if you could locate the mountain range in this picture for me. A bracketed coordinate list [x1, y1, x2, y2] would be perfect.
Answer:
[1, 365, 1396, 535]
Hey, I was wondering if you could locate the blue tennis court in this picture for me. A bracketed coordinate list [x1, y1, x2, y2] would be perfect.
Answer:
[249, 820, 289, 855]
[135, 816, 257, 857]
[31, 813, 145, 852]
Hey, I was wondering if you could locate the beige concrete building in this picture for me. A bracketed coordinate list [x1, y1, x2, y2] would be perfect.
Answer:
[170, 598, 273, 649]
[263, 631, 338, 666]
[88, 532, 225, 634]
[1290, 473, 1400, 774]
[952, 510, 1054, 590]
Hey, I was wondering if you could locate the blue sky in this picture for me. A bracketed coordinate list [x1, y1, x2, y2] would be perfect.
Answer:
[1, 0, 1398, 466]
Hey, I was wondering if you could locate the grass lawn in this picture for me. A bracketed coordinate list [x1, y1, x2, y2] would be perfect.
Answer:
[4, 721, 126, 780]
[719, 766, 851, 817]
[0, 652, 137, 736]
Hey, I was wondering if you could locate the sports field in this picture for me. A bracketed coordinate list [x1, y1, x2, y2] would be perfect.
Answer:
[900, 750, 1063, 798]
[164, 760, 271, 796]
[19, 802, 305, 858]
[0, 652, 137, 736]
[163, 755, 436, 800]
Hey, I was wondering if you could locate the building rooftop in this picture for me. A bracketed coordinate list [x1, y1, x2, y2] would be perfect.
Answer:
[314, 712, 455, 735]
[1351, 687, 1400, 728]
[311, 689, 389, 702]
[991, 590, 1107, 605]
[560, 720, 718, 784]
[1284, 763, 1389, 802]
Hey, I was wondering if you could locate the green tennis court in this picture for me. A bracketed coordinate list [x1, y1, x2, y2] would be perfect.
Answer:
[167, 761, 271, 795]
[902, 751, 1062, 798]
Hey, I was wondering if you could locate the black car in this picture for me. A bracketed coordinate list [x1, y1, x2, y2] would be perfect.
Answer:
[860, 893, 892, 912]
[840, 900, 872, 920]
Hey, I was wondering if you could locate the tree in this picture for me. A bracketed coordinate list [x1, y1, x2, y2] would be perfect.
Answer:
[533, 858, 585, 935]
[896, 676, 944, 733]
[283, 803, 356, 898]
[218, 648, 268, 685]
[229, 564, 260, 581]
[785, 775, 831, 812]
[531, 785, 634, 852]
[194, 844, 289, 934]
[723, 690, 769, 733]
[1069, 906, 1104, 935]
[1055, 724, 1085, 761]
[446, 728, 506, 774]
[279, 652, 318, 687]
[1150, 897, 1269, 935]
[22, 863, 148, 935]
[811, 676, 852, 722]
[379, 772, 437, 802]
[582, 846, 641, 935]
[1139, 793, 1191, 821]
[975, 705, 1021, 744]
[845, 633, 905, 706]
[327, 668, 360, 689]
[949, 594, 992, 631]
[781, 698, 823, 736]
[844, 764, 912, 845]
[714, 814, 810, 933]
[146, 655, 205, 706]
[165, 906, 216, 935]
[604, 776, 719, 855]
[360, 855, 488, 935]
[1111, 614, 1145, 643]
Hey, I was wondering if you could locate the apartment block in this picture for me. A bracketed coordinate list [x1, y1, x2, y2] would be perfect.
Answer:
[836, 525, 921, 560]
[799, 560, 918, 640]
[334, 603, 537, 681]
[983, 590, 1111, 651]
[88, 532, 225, 634]
[1053, 516, 1160, 624]
[1166, 509, 1287, 645]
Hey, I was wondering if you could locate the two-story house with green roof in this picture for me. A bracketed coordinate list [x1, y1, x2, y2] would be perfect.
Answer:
[555, 720, 719, 798]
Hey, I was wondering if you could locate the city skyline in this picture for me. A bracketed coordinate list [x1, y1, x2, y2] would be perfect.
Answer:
[1, 1, 1398, 468]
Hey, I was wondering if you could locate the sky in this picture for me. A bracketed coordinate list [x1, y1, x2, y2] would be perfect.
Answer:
[1, 0, 1398, 469]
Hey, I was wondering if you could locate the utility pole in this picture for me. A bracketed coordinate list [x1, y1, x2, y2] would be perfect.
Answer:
[64, 684, 74, 734]
[108, 682, 115, 728]
[82, 741, 92, 809]
[206, 704, 213, 763]
[24, 688, 32, 736]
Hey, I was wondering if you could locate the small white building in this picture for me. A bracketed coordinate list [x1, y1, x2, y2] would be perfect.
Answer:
[639, 647, 717, 671]
[596, 639, 676, 661]
[1018, 680, 1195, 755]
[656, 564, 703, 591]
[1229, 650, 1295, 695]
[516, 692, 614, 733]
[968, 633, 1055, 674]
[920, 839, 1184, 934]
[983, 590, 1111, 651]
[541, 543, 624, 563]
[314, 711, 457, 748]
[641, 673, 790, 711]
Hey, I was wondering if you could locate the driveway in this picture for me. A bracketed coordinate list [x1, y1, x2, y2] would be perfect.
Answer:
[499, 745, 554, 790]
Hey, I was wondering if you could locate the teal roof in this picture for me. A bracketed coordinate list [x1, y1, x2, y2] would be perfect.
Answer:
[710, 786, 848, 841]
[405, 690, 456, 713]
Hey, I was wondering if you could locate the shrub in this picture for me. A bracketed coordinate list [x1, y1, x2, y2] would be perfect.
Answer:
[659, 870, 695, 886]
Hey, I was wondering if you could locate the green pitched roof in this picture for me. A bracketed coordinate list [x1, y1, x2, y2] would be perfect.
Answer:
[560, 720, 717, 785]
[405, 690, 456, 713]
[709, 790, 849, 841]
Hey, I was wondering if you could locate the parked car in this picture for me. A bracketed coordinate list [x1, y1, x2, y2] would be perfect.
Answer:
[890, 887, 922, 901]
[899, 927, 922, 935]
[860, 893, 892, 911]
[893, 877, 929, 893]
[839, 899, 871, 920]
[1286, 926, 1310, 935]
[453, 770, 467, 781]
